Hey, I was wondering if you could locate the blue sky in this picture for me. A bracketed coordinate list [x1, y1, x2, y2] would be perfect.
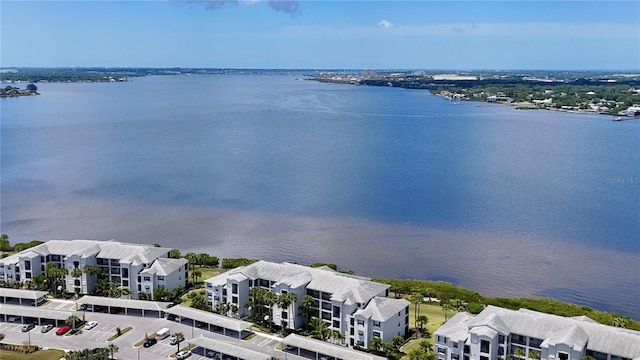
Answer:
[1, 1, 638, 70]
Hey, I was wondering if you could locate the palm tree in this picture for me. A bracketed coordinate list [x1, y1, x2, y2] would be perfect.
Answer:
[71, 267, 83, 294]
[417, 315, 429, 332]
[66, 315, 81, 329]
[264, 291, 277, 327]
[451, 299, 466, 312]
[368, 337, 385, 353]
[411, 291, 423, 325]
[107, 344, 119, 360]
[441, 301, 452, 322]
[192, 268, 202, 284]
[309, 317, 330, 340]
[95, 347, 109, 360]
[329, 329, 344, 345]
[300, 295, 314, 330]
[613, 316, 628, 328]
[528, 349, 541, 360]
[514, 347, 525, 359]
[173, 332, 185, 353]
[278, 292, 297, 330]
[32, 274, 46, 291]
[46, 263, 68, 294]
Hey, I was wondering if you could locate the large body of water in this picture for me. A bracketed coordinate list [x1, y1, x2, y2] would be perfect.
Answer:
[2, 75, 639, 318]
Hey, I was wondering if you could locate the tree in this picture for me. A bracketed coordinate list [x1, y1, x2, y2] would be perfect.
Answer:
[32, 274, 46, 290]
[300, 295, 314, 330]
[108, 344, 119, 360]
[0, 234, 10, 252]
[451, 299, 466, 312]
[514, 347, 525, 358]
[309, 317, 330, 340]
[264, 291, 278, 328]
[26, 83, 38, 92]
[441, 301, 452, 322]
[613, 316, 628, 328]
[154, 286, 170, 301]
[528, 349, 541, 360]
[184, 252, 198, 272]
[66, 315, 81, 329]
[278, 292, 297, 330]
[192, 268, 202, 284]
[173, 331, 185, 353]
[368, 337, 385, 353]
[411, 291, 423, 326]
[417, 315, 429, 332]
[169, 249, 182, 259]
[46, 263, 68, 294]
[71, 267, 83, 294]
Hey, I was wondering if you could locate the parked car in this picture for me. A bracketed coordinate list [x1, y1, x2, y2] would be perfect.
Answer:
[176, 350, 191, 360]
[21, 323, 35, 332]
[41, 324, 54, 333]
[169, 335, 183, 345]
[56, 325, 71, 335]
[84, 321, 98, 330]
[143, 338, 157, 348]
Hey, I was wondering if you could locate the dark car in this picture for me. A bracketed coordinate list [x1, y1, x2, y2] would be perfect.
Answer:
[143, 338, 157, 348]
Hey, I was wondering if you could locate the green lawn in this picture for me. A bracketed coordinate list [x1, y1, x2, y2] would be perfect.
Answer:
[197, 266, 226, 282]
[401, 302, 456, 359]
[0, 349, 66, 360]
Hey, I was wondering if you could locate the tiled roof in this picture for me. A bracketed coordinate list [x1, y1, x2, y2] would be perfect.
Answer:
[142, 258, 187, 276]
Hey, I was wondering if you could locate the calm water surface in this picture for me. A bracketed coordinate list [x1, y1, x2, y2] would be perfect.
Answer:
[2, 76, 639, 318]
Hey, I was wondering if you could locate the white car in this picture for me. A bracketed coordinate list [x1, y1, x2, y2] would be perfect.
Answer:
[84, 321, 98, 330]
[176, 350, 191, 360]
[41, 324, 54, 333]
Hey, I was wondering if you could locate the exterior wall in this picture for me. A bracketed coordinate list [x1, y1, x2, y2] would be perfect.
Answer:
[161, 262, 188, 292]
[468, 332, 499, 360]
[272, 284, 305, 330]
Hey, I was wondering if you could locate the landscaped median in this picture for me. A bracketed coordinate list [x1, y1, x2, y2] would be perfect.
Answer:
[133, 332, 157, 347]
[168, 343, 197, 358]
[107, 326, 133, 341]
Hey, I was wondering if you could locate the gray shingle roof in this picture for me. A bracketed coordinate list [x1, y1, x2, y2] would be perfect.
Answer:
[165, 305, 252, 333]
[440, 305, 640, 358]
[142, 258, 187, 276]
[206, 261, 389, 306]
[2, 240, 172, 267]
[353, 297, 409, 322]
[283, 334, 387, 360]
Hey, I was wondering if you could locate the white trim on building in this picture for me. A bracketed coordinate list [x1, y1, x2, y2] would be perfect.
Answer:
[434, 305, 640, 360]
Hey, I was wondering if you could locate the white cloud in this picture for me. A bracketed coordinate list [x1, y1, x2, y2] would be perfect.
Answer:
[378, 19, 394, 29]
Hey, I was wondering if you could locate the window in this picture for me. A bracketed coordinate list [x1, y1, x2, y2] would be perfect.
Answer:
[73, 261, 79, 268]
[232, 296, 238, 304]
[25, 272, 32, 279]
[452, 355, 460, 360]
[122, 280, 129, 287]
[74, 279, 80, 286]
[357, 319, 365, 326]
[157, 276, 164, 281]
[40, 256, 45, 262]
[333, 320, 340, 328]
[480, 356, 489, 360]
[143, 276, 151, 282]
[51, 255, 61, 262]
[282, 311, 288, 319]
[24, 260, 31, 271]
[499, 335, 505, 343]
[373, 331, 381, 338]
[436, 335, 446, 343]
[453, 342, 458, 348]
[437, 347, 447, 355]
[373, 321, 381, 327]
[480, 339, 490, 353]
[122, 268, 129, 277]
[333, 306, 340, 317]
[232, 283, 238, 294]
[558, 353, 569, 360]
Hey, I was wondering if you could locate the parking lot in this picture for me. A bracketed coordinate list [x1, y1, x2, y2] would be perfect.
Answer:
[0, 308, 305, 360]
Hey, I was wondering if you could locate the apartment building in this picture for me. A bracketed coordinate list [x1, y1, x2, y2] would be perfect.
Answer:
[0, 240, 188, 298]
[205, 260, 409, 347]
[434, 305, 640, 360]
